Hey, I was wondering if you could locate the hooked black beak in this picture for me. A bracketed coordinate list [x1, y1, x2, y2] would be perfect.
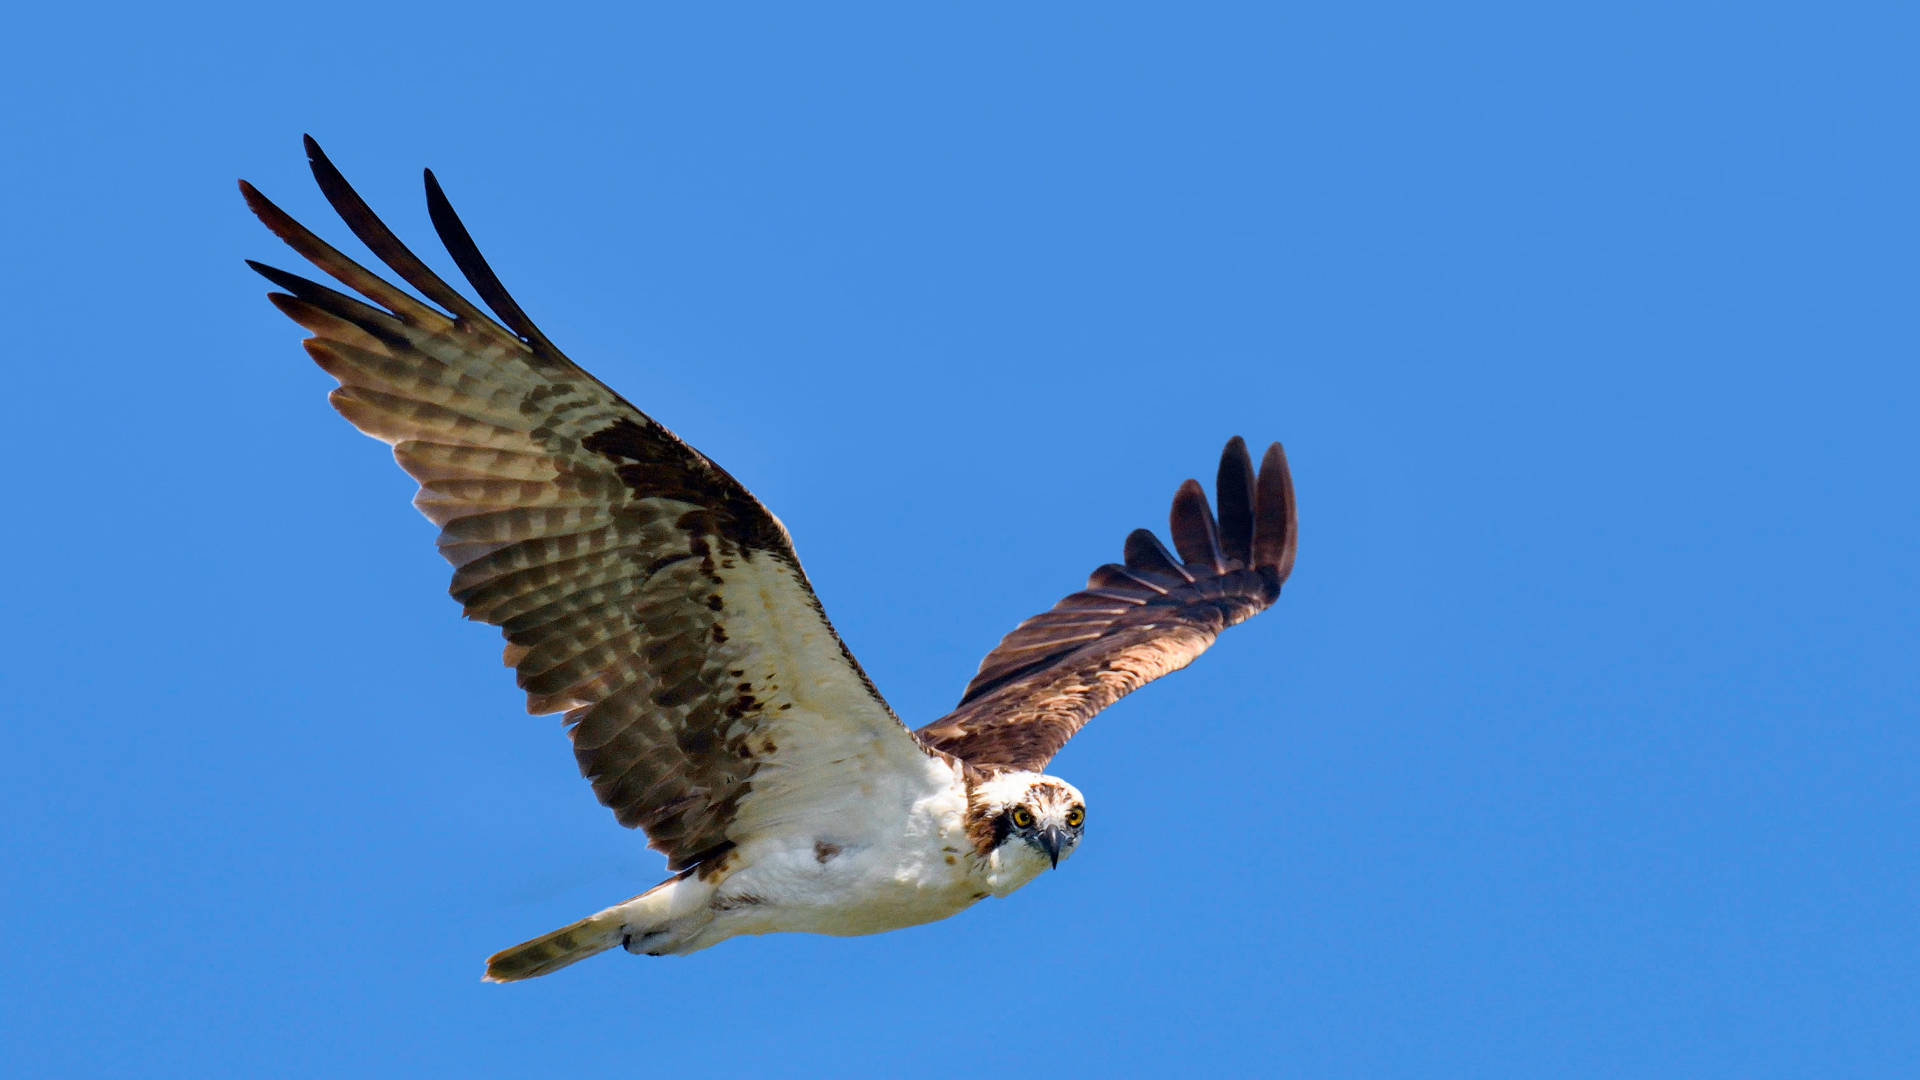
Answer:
[1039, 827, 1067, 868]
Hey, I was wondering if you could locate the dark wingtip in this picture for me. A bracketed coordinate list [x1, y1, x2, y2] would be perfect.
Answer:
[1168, 477, 1226, 573]
[1122, 528, 1192, 582]
[237, 178, 276, 219]
[301, 134, 335, 182]
[298, 138, 499, 328]
[421, 164, 561, 356]
[1215, 436, 1256, 565]
[245, 258, 315, 294]
[1251, 441, 1297, 583]
[236, 181, 323, 256]
[302, 135, 350, 200]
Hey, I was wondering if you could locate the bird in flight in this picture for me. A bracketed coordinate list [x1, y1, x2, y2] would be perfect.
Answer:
[243, 137, 1298, 981]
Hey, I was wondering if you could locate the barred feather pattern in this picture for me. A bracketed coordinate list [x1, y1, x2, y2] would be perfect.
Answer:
[246, 138, 919, 871]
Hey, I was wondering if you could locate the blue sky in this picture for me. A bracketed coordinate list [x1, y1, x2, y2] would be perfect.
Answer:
[4, 2, 1915, 1076]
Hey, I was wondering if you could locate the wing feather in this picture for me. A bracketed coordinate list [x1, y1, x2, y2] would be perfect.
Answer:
[1252, 441, 1298, 577]
[422, 167, 562, 356]
[300, 135, 502, 332]
[914, 438, 1296, 772]
[1215, 435, 1258, 566]
[1122, 529, 1194, 582]
[246, 138, 931, 871]
[1167, 479, 1226, 573]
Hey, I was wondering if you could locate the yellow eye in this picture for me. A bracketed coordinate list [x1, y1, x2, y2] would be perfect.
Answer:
[1010, 807, 1034, 828]
[1065, 807, 1084, 828]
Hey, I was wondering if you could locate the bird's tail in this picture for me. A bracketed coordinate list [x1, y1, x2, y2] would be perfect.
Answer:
[484, 875, 689, 982]
[483, 905, 626, 982]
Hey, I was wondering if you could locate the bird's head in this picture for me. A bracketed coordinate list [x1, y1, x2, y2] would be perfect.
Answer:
[968, 770, 1086, 892]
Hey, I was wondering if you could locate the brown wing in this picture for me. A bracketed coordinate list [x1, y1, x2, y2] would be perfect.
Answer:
[245, 137, 930, 872]
[914, 438, 1296, 772]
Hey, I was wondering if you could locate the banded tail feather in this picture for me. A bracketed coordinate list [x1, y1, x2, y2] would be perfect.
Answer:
[484, 907, 627, 983]
[484, 874, 690, 982]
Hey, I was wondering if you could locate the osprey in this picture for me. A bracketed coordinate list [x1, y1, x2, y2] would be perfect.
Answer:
[243, 138, 1298, 981]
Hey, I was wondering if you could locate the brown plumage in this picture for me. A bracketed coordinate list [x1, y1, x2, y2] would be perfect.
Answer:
[245, 141, 1297, 957]
[914, 438, 1296, 772]
[245, 137, 903, 873]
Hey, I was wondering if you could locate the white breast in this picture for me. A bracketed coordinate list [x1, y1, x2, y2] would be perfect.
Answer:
[703, 753, 996, 940]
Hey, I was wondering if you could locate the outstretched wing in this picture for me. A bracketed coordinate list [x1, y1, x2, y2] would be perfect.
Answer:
[245, 137, 933, 872]
[914, 438, 1296, 772]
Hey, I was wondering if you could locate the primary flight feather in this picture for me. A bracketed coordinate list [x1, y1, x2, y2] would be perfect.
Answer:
[243, 137, 1297, 980]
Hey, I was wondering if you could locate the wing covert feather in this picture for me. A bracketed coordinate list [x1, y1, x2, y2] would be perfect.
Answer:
[914, 438, 1296, 772]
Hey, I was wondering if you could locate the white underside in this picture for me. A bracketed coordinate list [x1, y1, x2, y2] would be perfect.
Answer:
[612, 754, 1055, 955]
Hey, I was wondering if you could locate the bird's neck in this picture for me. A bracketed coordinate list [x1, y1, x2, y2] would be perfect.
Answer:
[979, 841, 1051, 897]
